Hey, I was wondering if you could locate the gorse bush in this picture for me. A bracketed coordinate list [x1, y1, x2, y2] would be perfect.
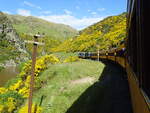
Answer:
[18, 104, 42, 113]
[63, 56, 80, 63]
[4, 77, 22, 88]
[0, 54, 59, 113]
[0, 87, 8, 94]
[0, 91, 24, 113]
[51, 13, 126, 52]
[19, 55, 59, 78]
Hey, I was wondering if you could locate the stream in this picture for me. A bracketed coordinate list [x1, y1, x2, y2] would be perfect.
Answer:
[0, 66, 19, 86]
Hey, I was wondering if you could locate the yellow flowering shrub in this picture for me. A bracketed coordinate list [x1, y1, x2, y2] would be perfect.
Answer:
[19, 55, 59, 78]
[64, 56, 80, 63]
[0, 97, 17, 113]
[7, 97, 16, 112]
[18, 76, 31, 97]
[0, 55, 58, 112]
[24, 75, 31, 88]
[18, 87, 29, 98]
[0, 90, 24, 113]
[13, 55, 59, 98]
[19, 61, 32, 78]
[9, 80, 23, 91]
[18, 104, 42, 113]
[0, 104, 4, 112]
[0, 87, 8, 94]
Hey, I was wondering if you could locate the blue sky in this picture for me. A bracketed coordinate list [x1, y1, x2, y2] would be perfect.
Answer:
[0, 0, 127, 30]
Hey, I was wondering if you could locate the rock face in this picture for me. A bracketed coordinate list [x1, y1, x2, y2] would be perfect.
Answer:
[0, 12, 26, 53]
[0, 12, 28, 66]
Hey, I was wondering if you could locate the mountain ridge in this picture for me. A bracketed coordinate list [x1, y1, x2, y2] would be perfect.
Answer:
[51, 12, 126, 52]
[6, 13, 78, 41]
[0, 12, 79, 66]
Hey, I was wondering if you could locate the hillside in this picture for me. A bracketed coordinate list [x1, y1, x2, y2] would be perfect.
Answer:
[0, 12, 79, 65]
[52, 13, 126, 52]
[0, 53, 105, 112]
[0, 12, 28, 68]
[6, 14, 78, 41]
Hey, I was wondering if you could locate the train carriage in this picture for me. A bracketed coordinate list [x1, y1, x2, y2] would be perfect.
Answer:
[126, 0, 150, 112]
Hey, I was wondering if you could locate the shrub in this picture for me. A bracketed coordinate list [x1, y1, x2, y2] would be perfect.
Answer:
[0, 87, 8, 94]
[0, 66, 4, 71]
[0, 54, 58, 112]
[63, 56, 80, 63]
[0, 91, 24, 113]
[18, 104, 42, 113]
[5, 77, 22, 88]
[19, 55, 59, 78]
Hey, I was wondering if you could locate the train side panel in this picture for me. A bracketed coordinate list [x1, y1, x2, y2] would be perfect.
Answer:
[126, 63, 150, 113]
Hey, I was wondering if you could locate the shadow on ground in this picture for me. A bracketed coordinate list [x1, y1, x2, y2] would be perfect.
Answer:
[66, 61, 133, 113]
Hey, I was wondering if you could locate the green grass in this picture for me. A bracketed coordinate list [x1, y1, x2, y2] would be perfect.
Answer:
[6, 14, 78, 41]
[32, 59, 105, 113]
[0, 66, 4, 71]
[0, 47, 21, 64]
[0, 47, 13, 63]
[17, 61, 26, 72]
[53, 52, 78, 61]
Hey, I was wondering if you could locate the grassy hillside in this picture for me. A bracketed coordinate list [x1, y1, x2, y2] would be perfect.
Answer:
[32, 59, 104, 113]
[6, 14, 78, 41]
[21, 53, 105, 113]
[52, 13, 126, 52]
[19, 34, 61, 56]
[2, 14, 78, 56]
[0, 53, 105, 113]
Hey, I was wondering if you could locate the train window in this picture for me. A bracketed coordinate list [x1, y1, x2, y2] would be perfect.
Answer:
[139, 0, 150, 98]
[128, 5, 138, 76]
[127, 0, 150, 98]
[116, 49, 125, 57]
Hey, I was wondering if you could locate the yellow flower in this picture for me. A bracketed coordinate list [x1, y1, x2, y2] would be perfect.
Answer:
[19, 54, 59, 78]
[9, 80, 23, 91]
[18, 87, 29, 98]
[18, 104, 42, 113]
[0, 87, 8, 94]
[24, 75, 31, 88]
[64, 56, 79, 63]
[0, 104, 4, 112]
[7, 97, 16, 112]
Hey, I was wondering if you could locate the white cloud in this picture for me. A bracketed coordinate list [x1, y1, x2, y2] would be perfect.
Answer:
[38, 14, 104, 30]
[88, 9, 91, 12]
[97, 8, 106, 12]
[76, 6, 80, 10]
[23, 1, 42, 10]
[3, 11, 11, 14]
[64, 9, 72, 15]
[17, 9, 31, 16]
[91, 12, 97, 15]
[40, 11, 51, 15]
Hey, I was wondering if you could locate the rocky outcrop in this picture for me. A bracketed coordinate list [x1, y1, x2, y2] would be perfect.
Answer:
[0, 12, 27, 53]
[0, 12, 28, 66]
